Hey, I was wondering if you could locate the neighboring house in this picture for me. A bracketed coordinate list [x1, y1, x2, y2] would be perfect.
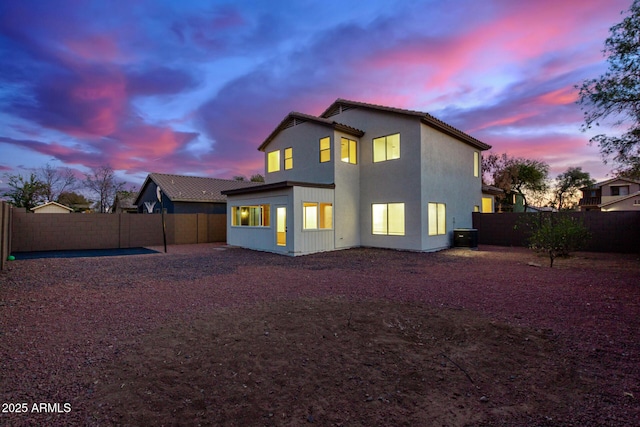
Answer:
[222, 98, 491, 256]
[112, 191, 138, 213]
[135, 173, 260, 214]
[31, 201, 74, 214]
[579, 177, 640, 212]
[481, 185, 503, 213]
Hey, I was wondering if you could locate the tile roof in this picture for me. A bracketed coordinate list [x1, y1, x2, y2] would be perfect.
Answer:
[258, 111, 365, 151]
[139, 173, 263, 203]
[321, 98, 491, 151]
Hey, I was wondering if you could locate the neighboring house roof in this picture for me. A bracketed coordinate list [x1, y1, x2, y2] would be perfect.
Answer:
[598, 191, 640, 208]
[113, 191, 138, 210]
[258, 112, 365, 151]
[582, 176, 640, 190]
[30, 201, 74, 212]
[482, 184, 504, 195]
[222, 181, 336, 196]
[321, 99, 492, 151]
[135, 173, 262, 205]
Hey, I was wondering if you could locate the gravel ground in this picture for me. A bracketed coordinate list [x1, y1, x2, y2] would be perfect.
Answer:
[0, 244, 639, 426]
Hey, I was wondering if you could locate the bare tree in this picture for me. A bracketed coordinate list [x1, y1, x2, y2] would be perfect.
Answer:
[84, 166, 124, 213]
[38, 163, 77, 203]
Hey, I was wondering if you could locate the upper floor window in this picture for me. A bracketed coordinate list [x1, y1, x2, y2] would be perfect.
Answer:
[341, 137, 357, 164]
[303, 202, 333, 230]
[267, 150, 280, 173]
[373, 133, 400, 162]
[319, 137, 331, 163]
[372, 203, 405, 236]
[611, 185, 629, 196]
[474, 152, 480, 177]
[284, 147, 293, 170]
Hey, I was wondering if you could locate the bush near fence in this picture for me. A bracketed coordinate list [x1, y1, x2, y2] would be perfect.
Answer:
[10, 210, 227, 253]
[472, 211, 640, 253]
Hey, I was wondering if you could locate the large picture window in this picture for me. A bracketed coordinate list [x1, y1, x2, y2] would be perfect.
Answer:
[373, 133, 400, 162]
[303, 202, 333, 230]
[232, 205, 270, 227]
[428, 202, 446, 235]
[372, 203, 405, 235]
[319, 137, 331, 163]
[340, 137, 357, 164]
[267, 150, 280, 173]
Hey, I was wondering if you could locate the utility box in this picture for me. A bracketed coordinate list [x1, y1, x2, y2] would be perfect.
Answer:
[453, 228, 478, 249]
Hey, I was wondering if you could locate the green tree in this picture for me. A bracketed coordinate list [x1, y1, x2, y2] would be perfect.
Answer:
[1, 173, 48, 210]
[577, 0, 640, 173]
[521, 214, 591, 268]
[83, 165, 124, 213]
[553, 167, 595, 210]
[483, 153, 549, 210]
[250, 173, 265, 182]
[58, 191, 92, 212]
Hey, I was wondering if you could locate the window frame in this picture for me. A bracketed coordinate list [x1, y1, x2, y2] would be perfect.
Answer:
[231, 204, 271, 227]
[373, 133, 401, 163]
[474, 151, 480, 177]
[319, 137, 331, 163]
[371, 202, 405, 236]
[302, 202, 333, 230]
[284, 147, 293, 170]
[340, 137, 357, 164]
[428, 202, 446, 236]
[267, 150, 280, 173]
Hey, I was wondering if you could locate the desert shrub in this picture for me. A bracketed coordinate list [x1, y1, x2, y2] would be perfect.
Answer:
[518, 213, 591, 268]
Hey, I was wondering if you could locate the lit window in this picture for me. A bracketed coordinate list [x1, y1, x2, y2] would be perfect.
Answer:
[481, 197, 493, 213]
[474, 152, 480, 177]
[473, 205, 480, 212]
[319, 137, 331, 163]
[373, 133, 400, 162]
[284, 147, 293, 170]
[232, 205, 270, 227]
[303, 202, 333, 230]
[267, 150, 280, 173]
[372, 203, 405, 236]
[340, 137, 357, 164]
[428, 203, 446, 236]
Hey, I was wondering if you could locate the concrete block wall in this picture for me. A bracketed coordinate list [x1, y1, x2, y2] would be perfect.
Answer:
[472, 211, 640, 253]
[1, 202, 11, 270]
[11, 212, 226, 253]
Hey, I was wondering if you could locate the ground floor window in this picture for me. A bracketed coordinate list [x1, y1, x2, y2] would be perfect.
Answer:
[232, 205, 270, 226]
[372, 203, 405, 235]
[428, 202, 446, 235]
[482, 197, 493, 213]
[303, 202, 333, 229]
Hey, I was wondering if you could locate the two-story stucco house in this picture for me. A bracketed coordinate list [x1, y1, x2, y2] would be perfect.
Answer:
[222, 99, 491, 256]
[579, 177, 640, 211]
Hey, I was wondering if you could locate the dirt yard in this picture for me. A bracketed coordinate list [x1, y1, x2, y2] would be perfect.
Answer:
[1, 245, 639, 426]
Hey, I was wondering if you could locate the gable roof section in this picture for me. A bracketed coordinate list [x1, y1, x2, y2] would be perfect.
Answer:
[583, 176, 640, 190]
[321, 98, 491, 151]
[135, 173, 262, 204]
[31, 201, 74, 212]
[598, 191, 640, 208]
[258, 111, 365, 151]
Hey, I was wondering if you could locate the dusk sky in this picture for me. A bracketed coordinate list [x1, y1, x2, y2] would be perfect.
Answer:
[0, 0, 632, 191]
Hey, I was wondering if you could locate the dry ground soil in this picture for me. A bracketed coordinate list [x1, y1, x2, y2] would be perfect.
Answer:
[1, 244, 639, 426]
